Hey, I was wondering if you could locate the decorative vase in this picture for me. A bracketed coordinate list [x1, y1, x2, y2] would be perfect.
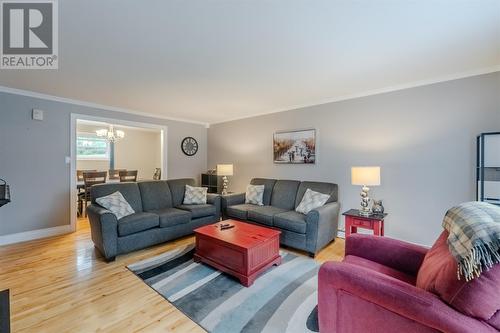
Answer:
[372, 199, 384, 214]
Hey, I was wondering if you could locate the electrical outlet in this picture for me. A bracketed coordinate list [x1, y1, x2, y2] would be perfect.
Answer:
[32, 109, 44, 121]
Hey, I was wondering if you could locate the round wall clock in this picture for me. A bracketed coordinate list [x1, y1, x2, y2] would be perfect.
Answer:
[181, 137, 198, 156]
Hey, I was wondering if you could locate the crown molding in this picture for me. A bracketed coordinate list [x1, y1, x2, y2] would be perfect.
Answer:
[209, 65, 500, 125]
[1, 65, 498, 127]
[0, 85, 209, 127]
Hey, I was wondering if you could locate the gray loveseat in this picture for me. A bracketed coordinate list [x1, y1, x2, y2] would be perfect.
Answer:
[222, 178, 339, 256]
[87, 178, 221, 261]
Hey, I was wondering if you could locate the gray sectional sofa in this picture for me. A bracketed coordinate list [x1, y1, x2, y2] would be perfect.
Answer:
[222, 178, 340, 256]
[87, 178, 221, 261]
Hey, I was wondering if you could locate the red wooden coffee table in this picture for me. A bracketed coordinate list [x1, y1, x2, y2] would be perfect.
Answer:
[193, 220, 281, 287]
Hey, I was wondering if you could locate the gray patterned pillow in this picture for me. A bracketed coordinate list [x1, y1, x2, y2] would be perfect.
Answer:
[295, 188, 330, 214]
[245, 184, 265, 206]
[183, 185, 207, 205]
[95, 191, 135, 220]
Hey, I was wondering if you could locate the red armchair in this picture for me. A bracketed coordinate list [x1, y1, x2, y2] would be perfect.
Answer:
[318, 234, 499, 333]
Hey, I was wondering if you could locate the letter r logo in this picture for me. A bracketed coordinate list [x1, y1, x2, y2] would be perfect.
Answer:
[2, 2, 53, 54]
[0, 0, 58, 69]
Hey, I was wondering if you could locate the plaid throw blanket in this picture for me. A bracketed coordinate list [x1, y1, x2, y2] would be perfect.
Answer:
[442, 201, 500, 281]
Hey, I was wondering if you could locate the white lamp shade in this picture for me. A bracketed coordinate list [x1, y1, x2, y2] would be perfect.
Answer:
[351, 166, 381, 186]
[217, 164, 234, 176]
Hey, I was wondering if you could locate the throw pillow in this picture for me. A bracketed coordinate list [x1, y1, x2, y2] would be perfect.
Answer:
[183, 185, 207, 205]
[95, 191, 135, 220]
[245, 184, 265, 206]
[295, 188, 330, 214]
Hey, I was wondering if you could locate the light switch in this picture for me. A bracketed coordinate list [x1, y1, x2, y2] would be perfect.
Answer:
[65, 156, 71, 164]
[32, 109, 44, 121]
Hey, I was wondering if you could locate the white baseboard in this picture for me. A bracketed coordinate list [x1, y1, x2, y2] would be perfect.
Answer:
[337, 230, 345, 239]
[0, 225, 73, 246]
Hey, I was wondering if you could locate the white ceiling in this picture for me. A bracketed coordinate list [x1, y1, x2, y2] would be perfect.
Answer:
[1, 0, 499, 125]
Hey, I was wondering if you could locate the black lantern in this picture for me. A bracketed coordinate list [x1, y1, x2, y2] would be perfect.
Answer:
[0, 179, 11, 207]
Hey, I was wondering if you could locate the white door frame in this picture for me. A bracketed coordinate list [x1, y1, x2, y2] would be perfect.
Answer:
[70, 113, 168, 232]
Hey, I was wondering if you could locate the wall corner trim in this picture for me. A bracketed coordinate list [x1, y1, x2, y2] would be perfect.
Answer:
[0, 225, 73, 246]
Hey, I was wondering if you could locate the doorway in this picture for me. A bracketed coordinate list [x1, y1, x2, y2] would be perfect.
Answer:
[70, 114, 167, 231]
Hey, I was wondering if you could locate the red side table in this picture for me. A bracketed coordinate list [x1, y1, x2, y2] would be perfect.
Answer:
[343, 209, 387, 237]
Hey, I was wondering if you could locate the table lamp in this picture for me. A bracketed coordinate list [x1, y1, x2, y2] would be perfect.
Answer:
[217, 164, 233, 195]
[351, 166, 380, 216]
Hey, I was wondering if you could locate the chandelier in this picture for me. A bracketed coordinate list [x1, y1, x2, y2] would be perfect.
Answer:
[96, 125, 125, 143]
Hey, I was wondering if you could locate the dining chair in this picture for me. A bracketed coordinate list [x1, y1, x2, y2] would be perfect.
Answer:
[108, 169, 126, 180]
[77, 169, 97, 217]
[77, 169, 97, 182]
[119, 170, 138, 182]
[79, 171, 107, 217]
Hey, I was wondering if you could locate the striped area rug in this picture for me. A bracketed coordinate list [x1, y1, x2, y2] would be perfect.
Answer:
[127, 244, 320, 333]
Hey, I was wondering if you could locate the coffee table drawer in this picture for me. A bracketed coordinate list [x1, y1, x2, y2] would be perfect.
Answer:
[197, 237, 244, 271]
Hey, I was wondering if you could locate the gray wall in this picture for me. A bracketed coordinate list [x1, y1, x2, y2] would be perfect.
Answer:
[0, 92, 207, 236]
[208, 73, 500, 246]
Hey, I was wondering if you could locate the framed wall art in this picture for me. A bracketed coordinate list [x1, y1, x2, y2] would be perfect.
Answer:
[273, 129, 316, 164]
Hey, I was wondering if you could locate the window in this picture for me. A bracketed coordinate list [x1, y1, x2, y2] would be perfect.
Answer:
[77, 132, 110, 160]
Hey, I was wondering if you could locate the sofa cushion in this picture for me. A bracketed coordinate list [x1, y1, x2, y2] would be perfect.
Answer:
[248, 206, 288, 226]
[118, 212, 159, 236]
[166, 178, 196, 207]
[177, 204, 216, 218]
[295, 181, 338, 207]
[344, 255, 416, 285]
[416, 230, 500, 321]
[250, 178, 277, 206]
[150, 208, 192, 228]
[270, 180, 301, 210]
[91, 182, 143, 212]
[274, 211, 307, 234]
[226, 204, 257, 220]
[138, 181, 173, 210]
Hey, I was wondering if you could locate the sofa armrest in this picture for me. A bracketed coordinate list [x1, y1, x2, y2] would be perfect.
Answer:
[221, 192, 246, 216]
[318, 262, 497, 333]
[86, 204, 118, 260]
[346, 234, 428, 276]
[207, 193, 221, 219]
[206, 193, 219, 204]
[305, 202, 340, 254]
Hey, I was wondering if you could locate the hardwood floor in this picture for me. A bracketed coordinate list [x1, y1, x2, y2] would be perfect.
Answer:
[0, 218, 345, 332]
